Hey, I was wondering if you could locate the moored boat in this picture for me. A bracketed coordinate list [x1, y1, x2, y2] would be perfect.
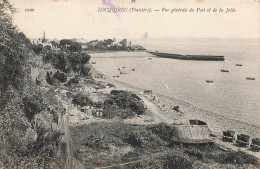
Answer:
[221, 69, 229, 72]
[236, 64, 243, 66]
[206, 80, 214, 83]
[246, 77, 255, 80]
[221, 62, 229, 72]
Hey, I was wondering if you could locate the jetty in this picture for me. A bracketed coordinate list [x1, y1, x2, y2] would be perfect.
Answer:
[148, 51, 224, 61]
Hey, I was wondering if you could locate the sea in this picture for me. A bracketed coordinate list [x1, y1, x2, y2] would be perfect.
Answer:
[91, 38, 260, 126]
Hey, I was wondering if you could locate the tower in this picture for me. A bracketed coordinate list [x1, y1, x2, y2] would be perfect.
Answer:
[41, 31, 47, 43]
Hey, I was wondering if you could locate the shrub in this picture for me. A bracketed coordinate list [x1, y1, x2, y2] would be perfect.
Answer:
[185, 147, 204, 159]
[216, 151, 259, 166]
[103, 90, 146, 119]
[162, 154, 193, 169]
[72, 93, 92, 107]
[65, 77, 79, 87]
[22, 94, 45, 121]
[147, 123, 174, 142]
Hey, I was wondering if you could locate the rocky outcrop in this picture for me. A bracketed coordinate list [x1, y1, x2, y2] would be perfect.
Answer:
[46, 69, 67, 86]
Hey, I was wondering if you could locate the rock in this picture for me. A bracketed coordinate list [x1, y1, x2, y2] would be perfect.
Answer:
[46, 69, 67, 86]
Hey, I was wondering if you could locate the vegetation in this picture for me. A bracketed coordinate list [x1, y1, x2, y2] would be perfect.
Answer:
[0, 1, 72, 168]
[103, 90, 147, 119]
[71, 122, 259, 169]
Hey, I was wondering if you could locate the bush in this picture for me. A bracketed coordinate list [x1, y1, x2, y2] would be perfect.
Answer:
[65, 77, 79, 87]
[185, 147, 204, 159]
[162, 154, 193, 169]
[22, 94, 45, 121]
[72, 93, 92, 107]
[103, 90, 146, 119]
[147, 123, 174, 142]
[31, 44, 43, 55]
[216, 151, 259, 166]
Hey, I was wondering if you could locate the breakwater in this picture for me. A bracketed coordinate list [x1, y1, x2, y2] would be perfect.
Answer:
[148, 51, 225, 61]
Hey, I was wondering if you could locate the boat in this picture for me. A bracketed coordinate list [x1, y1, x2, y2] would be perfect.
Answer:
[221, 69, 229, 72]
[251, 138, 260, 151]
[148, 57, 152, 60]
[206, 80, 214, 83]
[221, 62, 229, 72]
[120, 67, 128, 74]
[236, 134, 250, 147]
[236, 64, 243, 66]
[222, 130, 235, 142]
[246, 77, 255, 80]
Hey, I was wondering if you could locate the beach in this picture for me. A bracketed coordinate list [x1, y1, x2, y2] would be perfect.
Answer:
[90, 58, 260, 158]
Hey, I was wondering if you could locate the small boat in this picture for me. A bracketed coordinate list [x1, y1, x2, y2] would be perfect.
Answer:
[221, 69, 229, 72]
[222, 130, 235, 142]
[148, 57, 152, 60]
[221, 62, 229, 72]
[251, 138, 260, 151]
[236, 134, 250, 147]
[236, 64, 243, 66]
[206, 80, 214, 83]
[246, 77, 255, 80]
[120, 67, 128, 74]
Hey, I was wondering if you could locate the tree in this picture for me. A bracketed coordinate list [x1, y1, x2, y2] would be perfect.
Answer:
[31, 44, 43, 55]
[68, 42, 82, 53]
[104, 39, 113, 46]
[42, 45, 51, 54]
[50, 41, 59, 49]
[60, 39, 72, 47]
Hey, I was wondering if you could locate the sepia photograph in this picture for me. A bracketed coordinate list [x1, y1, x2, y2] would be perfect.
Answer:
[0, 0, 260, 168]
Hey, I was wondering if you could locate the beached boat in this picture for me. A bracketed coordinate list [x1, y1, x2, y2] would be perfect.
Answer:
[251, 138, 260, 151]
[222, 130, 235, 142]
[236, 64, 243, 66]
[246, 77, 255, 80]
[206, 80, 214, 83]
[221, 62, 229, 72]
[236, 134, 250, 146]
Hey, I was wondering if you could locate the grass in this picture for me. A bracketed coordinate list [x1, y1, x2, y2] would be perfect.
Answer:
[70, 122, 260, 169]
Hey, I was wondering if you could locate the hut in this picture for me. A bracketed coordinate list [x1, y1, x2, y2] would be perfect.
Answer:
[171, 120, 212, 144]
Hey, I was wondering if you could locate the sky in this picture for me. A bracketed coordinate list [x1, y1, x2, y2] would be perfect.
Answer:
[9, 0, 260, 39]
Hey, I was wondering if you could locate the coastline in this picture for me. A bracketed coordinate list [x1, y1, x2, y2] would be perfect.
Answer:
[91, 65, 260, 139]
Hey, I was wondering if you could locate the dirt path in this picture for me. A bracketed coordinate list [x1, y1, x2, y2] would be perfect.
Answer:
[140, 96, 172, 124]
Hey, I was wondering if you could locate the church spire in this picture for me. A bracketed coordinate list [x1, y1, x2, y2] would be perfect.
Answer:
[42, 31, 47, 43]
